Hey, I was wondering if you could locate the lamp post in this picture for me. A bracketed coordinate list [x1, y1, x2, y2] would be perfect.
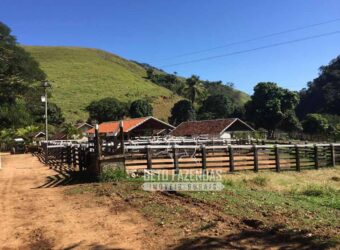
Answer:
[41, 81, 51, 141]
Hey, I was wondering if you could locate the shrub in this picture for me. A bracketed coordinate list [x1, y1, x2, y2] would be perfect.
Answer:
[99, 168, 127, 182]
[223, 179, 234, 187]
[300, 185, 337, 197]
[129, 99, 153, 118]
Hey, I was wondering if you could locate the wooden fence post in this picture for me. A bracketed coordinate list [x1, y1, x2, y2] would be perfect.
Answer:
[172, 145, 179, 175]
[274, 145, 280, 172]
[67, 145, 72, 166]
[330, 144, 336, 167]
[295, 145, 301, 172]
[201, 145, 207, 175]
[72, 146, 77, 168]
[146, 146, 152, 170]
[228, 145, 235, 172]
[94, 124, 102, 176]
[314, 144, 319, 169]
[253, 145, 259, 172]
[119, 120, 125, 154]
[44, 143, 49, 165]
[78, 147, 83, 171]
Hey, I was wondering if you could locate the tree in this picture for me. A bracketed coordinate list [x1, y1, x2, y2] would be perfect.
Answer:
[169, 100, 196, 126]
[86, 97, 127, 123]
[184, 75, 206, 104]
[198, 95, 235, 120]
[129, 99, 153, 118]
[297, 55, 340, 118]
[0, 22, 46, 130]
[16, 125, 40, 142]
[30, 101, 65, 126]
[302, 114, 329, 134]
[0, 100, 33, 129]
[245, 82, 300, 137]
[146, 68, 154, 80]
[47, 103, 65, 125]
[61, 123, 81, 139]
[0, 22, 45, 105]
[279, 110, 302, 132]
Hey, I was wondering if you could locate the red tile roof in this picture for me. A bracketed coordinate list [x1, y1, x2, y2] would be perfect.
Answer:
[87, 116, 174, 135]
[87, 117, 147, 135]
[170, 118, 254, 137]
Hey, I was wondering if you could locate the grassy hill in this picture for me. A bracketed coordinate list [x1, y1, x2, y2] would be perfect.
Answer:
[25, 46, 250, 123]
[24, 46, 181, 122]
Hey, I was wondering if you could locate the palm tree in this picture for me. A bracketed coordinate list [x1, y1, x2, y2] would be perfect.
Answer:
[184, 75, 206, 104]
[62, 123, 80, 139]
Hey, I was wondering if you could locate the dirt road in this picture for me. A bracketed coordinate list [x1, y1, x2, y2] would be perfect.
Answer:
[0, 154, 151, 250]
[1, 154, 336, 250]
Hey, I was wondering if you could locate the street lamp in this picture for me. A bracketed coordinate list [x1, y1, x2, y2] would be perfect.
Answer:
[41, 81, 51, 141]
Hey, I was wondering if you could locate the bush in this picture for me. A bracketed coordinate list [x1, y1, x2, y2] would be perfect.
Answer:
[223, 179, 234, 187]
[302, 114, 329, 134]
[129, 99, 153, 118]
[198, 94, 235, 120]
[168, 100, 196, 126]
[300, 185, 337, 197]
[86, 97, 127, 123]
[99, 168, 127, 182]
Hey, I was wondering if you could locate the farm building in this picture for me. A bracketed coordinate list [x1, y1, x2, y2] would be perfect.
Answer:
[170, 118, 255, 139]
[76, 122, 94, 136]
[87, 116, 174, 139]
[28, 131, 45, 144]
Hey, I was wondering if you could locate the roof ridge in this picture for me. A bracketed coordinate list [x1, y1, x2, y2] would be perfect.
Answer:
[182, 118, 237, 123]
[100, 116, 149, 124]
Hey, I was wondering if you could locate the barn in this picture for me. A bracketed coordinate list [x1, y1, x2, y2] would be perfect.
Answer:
[170, 118, 255, 139]
[87, 116, 174, 139]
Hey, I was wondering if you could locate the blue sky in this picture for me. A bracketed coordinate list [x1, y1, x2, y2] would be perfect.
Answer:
[1, 0, 340, 94]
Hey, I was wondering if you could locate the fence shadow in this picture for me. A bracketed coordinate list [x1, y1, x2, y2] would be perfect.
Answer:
[172, 226, 335, 250]
[33, 152, 94, 188]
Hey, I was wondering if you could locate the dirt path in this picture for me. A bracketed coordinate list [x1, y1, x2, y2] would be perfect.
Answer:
[0, 154, 150, 250]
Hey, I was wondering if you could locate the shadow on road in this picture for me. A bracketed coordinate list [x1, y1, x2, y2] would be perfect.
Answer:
[172, 226, 335, 250]
[33, 152, 94, 188]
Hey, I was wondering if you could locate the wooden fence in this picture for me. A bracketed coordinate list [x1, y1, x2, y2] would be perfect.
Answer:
[124, 143, 340, 174]
[123, 138, 308, 147]
[41, 143, 92, 172]
[39, 138, 340, 177]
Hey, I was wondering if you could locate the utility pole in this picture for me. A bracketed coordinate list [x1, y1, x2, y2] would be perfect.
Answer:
[41, 81, 51, 141]
[45, 85, 48, 140]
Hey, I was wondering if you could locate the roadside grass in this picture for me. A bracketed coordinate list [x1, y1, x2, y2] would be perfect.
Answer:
[98, 168, 127, 182]
[188, 167, 340, 241]
[65, 167, 340, 245]
[64, 185, 97, 195]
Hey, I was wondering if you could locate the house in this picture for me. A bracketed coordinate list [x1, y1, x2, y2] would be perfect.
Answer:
[87, 116, 175, 139]
[76, 122, 94, 136]
[28, 131, 45, 144]
[51, 132, 67, 140]
[170, 118, 255, 139]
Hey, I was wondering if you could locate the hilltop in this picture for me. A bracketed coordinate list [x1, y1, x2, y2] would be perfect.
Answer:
[25, 46, 249, 123]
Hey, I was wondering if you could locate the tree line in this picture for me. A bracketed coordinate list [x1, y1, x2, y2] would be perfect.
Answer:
[0, 20, 339, 142]
[148, 57, 340, 140]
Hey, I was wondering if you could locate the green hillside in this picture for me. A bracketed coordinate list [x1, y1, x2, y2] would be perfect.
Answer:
[24, 46, 181, 122]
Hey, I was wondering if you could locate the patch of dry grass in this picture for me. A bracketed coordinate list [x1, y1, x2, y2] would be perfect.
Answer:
[222, 167, 340, 193]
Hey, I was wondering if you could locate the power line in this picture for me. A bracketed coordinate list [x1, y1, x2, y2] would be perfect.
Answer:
[159, 30, 340, 68]
[156, 17, 340, 61]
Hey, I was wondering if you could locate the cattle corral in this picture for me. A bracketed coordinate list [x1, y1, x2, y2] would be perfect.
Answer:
[39, 136, 340, 178]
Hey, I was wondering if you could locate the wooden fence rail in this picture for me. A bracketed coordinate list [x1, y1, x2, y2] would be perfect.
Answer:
[42, 143, 91, 171]
[40, 140, 340, 177]
[124, 143, 340, 174]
